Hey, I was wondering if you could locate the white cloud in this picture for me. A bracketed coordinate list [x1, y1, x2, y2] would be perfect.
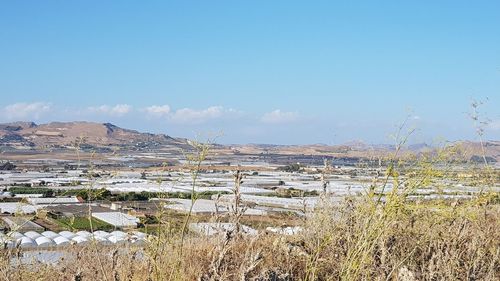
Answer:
[170, 106, 225, 124]
[144, 105, 171, 118]
[88, 104, 132, 117]
[261, 109, 298, 124]
[3, 102, 51, 120]
[111, 104, 132, 116]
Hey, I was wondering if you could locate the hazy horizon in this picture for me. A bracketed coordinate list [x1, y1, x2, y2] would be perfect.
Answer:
[1, 119, 497, 147]
[1, 1, 499, 144]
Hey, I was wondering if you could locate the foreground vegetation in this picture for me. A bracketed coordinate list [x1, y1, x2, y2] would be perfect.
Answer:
[1, 139, 499, 280]
[1, 196, 498, 280]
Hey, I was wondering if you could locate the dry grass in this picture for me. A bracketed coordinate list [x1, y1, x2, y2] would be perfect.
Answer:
[1, 136, 499, 280]
[1, 197, 498, 281]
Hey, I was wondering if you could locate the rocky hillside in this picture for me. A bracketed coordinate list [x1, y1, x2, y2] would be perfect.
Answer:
[0, 121, 189, 151]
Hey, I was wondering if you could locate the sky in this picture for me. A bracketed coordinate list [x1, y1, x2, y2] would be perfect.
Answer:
[0, 1, 499, 144]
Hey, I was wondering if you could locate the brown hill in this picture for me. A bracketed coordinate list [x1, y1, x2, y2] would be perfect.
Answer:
[228, 141, 499, 163]
[0, 121, 498, 163]
[0, 121, 188, 151]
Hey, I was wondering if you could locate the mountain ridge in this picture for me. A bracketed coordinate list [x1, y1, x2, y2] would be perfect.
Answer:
[0, 121, 187, 151]
[0, 121, 498, 162]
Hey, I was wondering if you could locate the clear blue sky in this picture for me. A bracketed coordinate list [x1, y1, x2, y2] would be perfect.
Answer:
[0, 1, 499, 144]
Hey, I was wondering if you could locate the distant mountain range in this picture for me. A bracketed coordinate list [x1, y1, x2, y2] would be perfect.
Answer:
[0, 121, 498, 162]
